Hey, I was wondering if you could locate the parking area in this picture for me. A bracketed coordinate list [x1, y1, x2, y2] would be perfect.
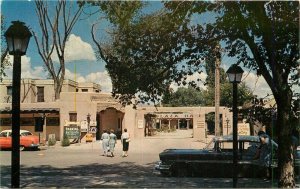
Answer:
[0, 131, 292, 188]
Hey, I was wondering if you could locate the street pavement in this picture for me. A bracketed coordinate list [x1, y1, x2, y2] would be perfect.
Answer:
[0, 130, 298, 188]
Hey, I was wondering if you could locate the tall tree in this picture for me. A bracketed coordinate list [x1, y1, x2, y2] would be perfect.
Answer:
[1, 14, 10, 82]
[203, 59, 253, 107]
[90, 2, 298, 187]
[164, 2, 299, 187]
[33, 0, 83, 99]
[89, 1, 205, 106]
[162, 86, 205, 107]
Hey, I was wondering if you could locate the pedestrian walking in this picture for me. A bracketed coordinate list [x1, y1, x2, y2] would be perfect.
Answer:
[253, 131, 273, 179]
[121, 128, 130, 157]
[108, 129, 117, 157]
[101, 130, 109, 156]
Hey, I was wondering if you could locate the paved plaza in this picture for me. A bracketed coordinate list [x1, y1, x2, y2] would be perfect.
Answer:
[0, 130, 297, 188]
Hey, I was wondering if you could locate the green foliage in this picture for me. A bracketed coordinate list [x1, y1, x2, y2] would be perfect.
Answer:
[89, 2, 298, 185]
[79, 1, 144, 27]
[162, 86, 204, 107]
[47, 137, 56, 146]
[162, 74, 253, 107]
[61, 134, 70, 147]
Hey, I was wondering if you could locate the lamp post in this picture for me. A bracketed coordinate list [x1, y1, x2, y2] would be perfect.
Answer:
[226, 64, 244, 188]
[5, 21, 32, 188]
[87, 113, 91, 133]
[226, 118, 230, 135]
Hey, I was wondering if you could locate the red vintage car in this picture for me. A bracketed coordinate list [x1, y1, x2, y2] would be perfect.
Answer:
[0, 129, 39, 151]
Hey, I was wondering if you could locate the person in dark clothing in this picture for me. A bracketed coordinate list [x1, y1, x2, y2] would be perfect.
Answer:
[253, 131, 273, 179]
[121, 128, 130, 157]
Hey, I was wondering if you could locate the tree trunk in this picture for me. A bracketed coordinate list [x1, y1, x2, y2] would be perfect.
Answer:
[277, 92, 295, 188]
[54, 79, 63, 100]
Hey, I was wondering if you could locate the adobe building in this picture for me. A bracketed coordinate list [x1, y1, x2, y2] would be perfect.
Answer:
[0, 79, 248, 143]
[123, 106, 235, 141]
[0, 79, 124, 142]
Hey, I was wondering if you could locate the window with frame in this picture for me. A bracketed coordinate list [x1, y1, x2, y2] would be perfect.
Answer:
[7, 86, 12, 96]
[46, 117, 60, 126]
[0, 118, 12, 126]
[81, 89, 88, 92]
[20, 117, 34, 126]
[69, 112, 77, 122]
[0, 132, 7, 137]
[37, 86, 45, 102]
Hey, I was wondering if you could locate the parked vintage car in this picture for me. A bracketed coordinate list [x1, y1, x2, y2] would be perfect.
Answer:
[0, 129, 39, 151]
[155, 135, 300, 178]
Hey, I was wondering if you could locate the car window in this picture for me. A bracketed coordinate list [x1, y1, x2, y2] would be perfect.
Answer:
[21, 132, 33, 136]
[0, 132, 7, 137]
[220, 142, 233, 150]
[8, 132, 12, 137]
[244, 142, 259, 156]
[204, 139, 215, 150]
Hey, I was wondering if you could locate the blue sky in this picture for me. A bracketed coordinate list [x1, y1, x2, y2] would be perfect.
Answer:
[1, 0, 273, 97]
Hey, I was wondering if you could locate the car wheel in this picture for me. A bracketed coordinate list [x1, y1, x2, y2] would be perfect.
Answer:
[19, 146, 25, 151]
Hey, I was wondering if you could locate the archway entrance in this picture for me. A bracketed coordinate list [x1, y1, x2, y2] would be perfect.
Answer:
[145, 112, 194, 138]
[97, 107, 124, 139]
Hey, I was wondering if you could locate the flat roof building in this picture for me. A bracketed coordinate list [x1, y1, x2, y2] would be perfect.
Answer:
[0, 79, 247, 144]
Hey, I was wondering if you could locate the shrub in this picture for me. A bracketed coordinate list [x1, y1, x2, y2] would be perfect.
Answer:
[48, 137, 56, 146]
[171, 127, 177, 132]
[61, 134, 70, 147]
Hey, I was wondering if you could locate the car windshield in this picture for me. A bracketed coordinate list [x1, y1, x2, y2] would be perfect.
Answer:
[204, 139, 216, 150]
[0, 132, 7, 137]
[21, 132, 33, 136]
[203, 136, 278, 153]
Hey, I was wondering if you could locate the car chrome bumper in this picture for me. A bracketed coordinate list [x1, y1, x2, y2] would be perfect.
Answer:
[29, 143, 39, 148]
[155, 161, 171, 171]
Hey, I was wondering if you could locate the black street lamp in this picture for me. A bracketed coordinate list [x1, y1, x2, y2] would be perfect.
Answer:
[226, 64, 244, 188]
[87, 113, 91, 133]
[226, 118, 230, 135]
[4, 21, 32, 188]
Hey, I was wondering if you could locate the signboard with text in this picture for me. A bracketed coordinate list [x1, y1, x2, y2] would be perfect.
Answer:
[238, 123, 250, 136]
[64, 125, 80, 139]
[137, 120, 144, 129]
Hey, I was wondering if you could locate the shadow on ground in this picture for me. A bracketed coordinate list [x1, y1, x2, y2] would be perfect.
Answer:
[1, 162, 280, 188]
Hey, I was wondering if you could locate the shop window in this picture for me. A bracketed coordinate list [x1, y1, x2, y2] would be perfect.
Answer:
[37, 86, 45, 102]
[69, 112, 77, 122]
[46, 117, 60, 126]
[0, 118, 12, 126]
[20, 117, 34, 126]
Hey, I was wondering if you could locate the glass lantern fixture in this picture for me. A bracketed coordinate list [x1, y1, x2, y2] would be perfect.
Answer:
[4, 21, 32, 56]
[226, 64, 244, 83]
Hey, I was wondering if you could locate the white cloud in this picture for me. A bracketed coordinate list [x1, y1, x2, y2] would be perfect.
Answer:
[85, 71, 112, 92]
[3, 56, 274, 98]
[64, 69, 86, 83]
[4, 55, 45, 79]
[242, 72, 272, 97]
[52, 34, 96, 63]
[64, 69, 112, 92]
[170, 72, 207, 91]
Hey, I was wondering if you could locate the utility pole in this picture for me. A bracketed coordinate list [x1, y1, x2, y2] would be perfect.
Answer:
[214, 44, 221, 136]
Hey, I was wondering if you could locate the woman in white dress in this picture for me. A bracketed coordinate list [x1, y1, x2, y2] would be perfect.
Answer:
[108, 129, 117, 157]
[101, 130, 109, 156]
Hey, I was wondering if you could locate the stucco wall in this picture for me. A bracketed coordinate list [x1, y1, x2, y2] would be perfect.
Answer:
[59, 92, 98, 140]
